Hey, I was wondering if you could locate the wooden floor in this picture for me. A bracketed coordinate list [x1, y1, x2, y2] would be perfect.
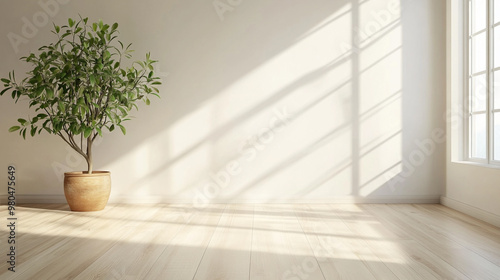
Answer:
[1, 204, 500, 279]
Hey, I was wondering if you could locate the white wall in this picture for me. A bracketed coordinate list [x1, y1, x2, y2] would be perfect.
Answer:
[0, 0, 446, 205]
[444, 0, 500, 226]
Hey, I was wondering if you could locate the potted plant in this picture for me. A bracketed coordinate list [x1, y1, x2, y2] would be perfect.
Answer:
[0, 17, 161, 211]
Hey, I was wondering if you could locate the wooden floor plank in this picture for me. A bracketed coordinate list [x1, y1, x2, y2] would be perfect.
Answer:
[250, 204, 325, 280]
[143, 204, 226, 280]
[295, 204, 383, 280]
[0, 203, 499, 280]
[0, 204, 123, 279]
[0, 204, 76, 273]
[73, 204, 191, 279]
[365, 204, 500, 280]
[412, 204, 500, 266]
[193, 204, 254, 280]
[11, 204, 156, 280]
[428, 205, 500, 238]
[353, 204, 470, 280]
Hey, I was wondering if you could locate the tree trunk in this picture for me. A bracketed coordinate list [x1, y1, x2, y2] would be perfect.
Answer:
[86, 138, 93, 174]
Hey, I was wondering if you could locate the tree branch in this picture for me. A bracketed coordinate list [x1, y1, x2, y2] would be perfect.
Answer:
[57, 132, 87, 160]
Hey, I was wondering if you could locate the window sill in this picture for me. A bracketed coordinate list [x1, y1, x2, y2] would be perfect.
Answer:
[451, 160, 500, 170]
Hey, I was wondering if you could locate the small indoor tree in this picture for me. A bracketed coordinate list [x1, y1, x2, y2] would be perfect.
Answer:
[1, 17, 161, 174]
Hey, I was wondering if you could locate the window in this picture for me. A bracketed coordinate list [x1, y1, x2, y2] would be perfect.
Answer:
[466, 0, 500, 163]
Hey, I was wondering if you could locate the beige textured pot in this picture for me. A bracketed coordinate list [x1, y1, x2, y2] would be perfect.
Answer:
[64, 171, 111, 211]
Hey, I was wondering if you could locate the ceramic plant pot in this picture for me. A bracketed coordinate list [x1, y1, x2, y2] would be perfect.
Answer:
[64, 171, 111, 211]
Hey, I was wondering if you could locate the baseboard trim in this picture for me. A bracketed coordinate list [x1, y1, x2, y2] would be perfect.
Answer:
[441, 196, 500, 228]
[0, 194, 67, 204]
[0, 194, 441, 205]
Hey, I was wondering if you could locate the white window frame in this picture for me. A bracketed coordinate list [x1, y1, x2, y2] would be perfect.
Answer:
[464, 0, 500, 165]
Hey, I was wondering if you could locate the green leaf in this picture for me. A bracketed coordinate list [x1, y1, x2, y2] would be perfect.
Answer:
[109, 124, 115, 132]
[118, 124, 126, 135]
[34, 87, 44, 96]
[0, 87, 12, 96]
[83, 127, 92, 138]
[55, 25, 60, 33]
[30, 126, 36, 137]
[90, 74, 96, 86]
[42, 119, 50, 128]
[96, 127, 103, 137]
[68, 18, 75, 27]
[46, 88, 54, 99]
[92, 23, 97, 32]
[58, 101, 66, 112]
[8, 126, 20, 132]
[111, 22, 118, 31]
[117, 106, 127, 116]
[55, 122, 63, 132]
[77, 97, 85, 105]
[18, 118, 27, 125]
[1, 78, 10, 83]
[145, 98, 150, 106]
